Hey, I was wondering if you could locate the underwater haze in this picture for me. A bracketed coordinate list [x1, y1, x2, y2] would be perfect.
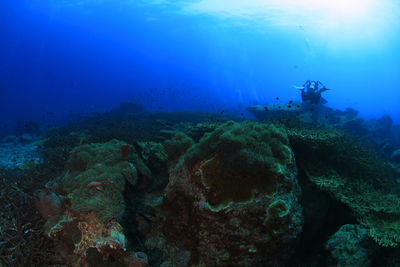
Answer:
[1, 0, 400, 134]
[3, 1, 400, 266]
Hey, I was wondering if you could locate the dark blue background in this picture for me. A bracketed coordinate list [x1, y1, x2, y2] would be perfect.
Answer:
[1, 0, 399, 134]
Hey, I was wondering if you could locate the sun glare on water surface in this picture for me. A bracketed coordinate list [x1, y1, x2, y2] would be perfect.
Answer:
[178, 0, 399, 48]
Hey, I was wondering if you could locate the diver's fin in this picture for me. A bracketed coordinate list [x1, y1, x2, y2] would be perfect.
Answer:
[319, 87, 330, 93]
[320, 97, 328, 104]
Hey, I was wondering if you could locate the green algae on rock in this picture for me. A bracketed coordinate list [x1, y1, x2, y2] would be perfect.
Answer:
[162, 130, 194, 160]
[199, 153, 278, 210]
[38, 139, 154, 266]
[146, 121, 303, 266]
[58, 139, 152, 222]
[185, 121, 292, 209]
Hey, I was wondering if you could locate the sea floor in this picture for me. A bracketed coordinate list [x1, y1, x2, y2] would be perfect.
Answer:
[0, 135, 41, 169]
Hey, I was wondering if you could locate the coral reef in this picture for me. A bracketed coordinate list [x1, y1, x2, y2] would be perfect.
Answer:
[0, 163, 61, 266]
[43, 211, 133, 266]
[325, 224, 378, 267]
[37, 139, 154, 266]
[248, 103, 400, 159]
[161, 130, 194, 161]
[46, 108, 234, 145]
[59, 139, 149, 222]
[34, 189, 64, 219]
[146, 121, 303, 266]
[288, 126, 400, 247]
[5, 108, 400, 266]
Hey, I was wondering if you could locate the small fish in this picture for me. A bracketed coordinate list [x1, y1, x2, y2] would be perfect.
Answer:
[276, 97, 279, 100]
[289, 100, 293, 104]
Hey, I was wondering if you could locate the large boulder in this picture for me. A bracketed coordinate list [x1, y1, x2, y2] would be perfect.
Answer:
[146, 121, 303, 266]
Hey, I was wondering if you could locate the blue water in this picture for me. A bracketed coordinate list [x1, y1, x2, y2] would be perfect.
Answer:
[1, 0, 400, 134]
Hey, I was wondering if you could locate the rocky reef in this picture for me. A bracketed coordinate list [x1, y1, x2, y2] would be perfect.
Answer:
[288, 126, 400, 248]
[145, 121, 303, 266]
[247, 103, 400, 159]
[34, 139, 151, 266]
[325, 224, 378, 267]
[2, 109, 400, 266]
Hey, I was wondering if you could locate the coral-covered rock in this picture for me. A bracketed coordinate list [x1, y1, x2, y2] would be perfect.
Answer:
[34, 189, 64, 219]
[325, 224, 378, 267]
[43, 211, 131, 266]
[37, 139, 154, 266]
[162, 130, 194, 161]
[146, 121, 303, 266]
[75, 213, 127, 260]
[288, 126, 400, 247]
[58, 139, 151, 222]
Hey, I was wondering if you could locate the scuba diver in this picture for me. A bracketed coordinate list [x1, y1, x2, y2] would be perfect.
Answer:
[297, 80, 329, 105]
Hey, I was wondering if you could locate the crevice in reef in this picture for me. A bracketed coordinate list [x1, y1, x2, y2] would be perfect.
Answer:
[121, 145, 170, 266]
[121, 183, 145, 251]
[288, 165, 358, 266]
